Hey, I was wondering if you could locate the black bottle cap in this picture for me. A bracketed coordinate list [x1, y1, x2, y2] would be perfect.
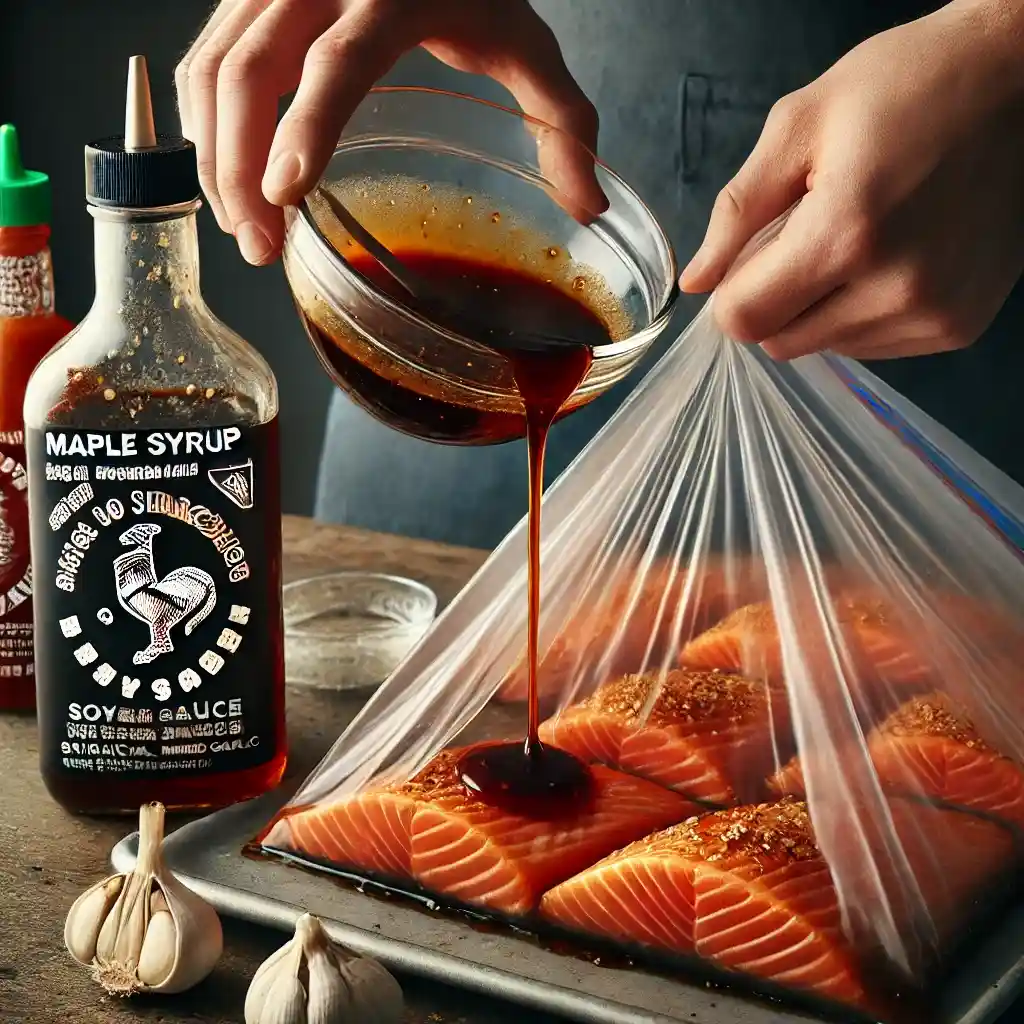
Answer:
[85, 134, 200, 209]
[84, 56, 200, 209]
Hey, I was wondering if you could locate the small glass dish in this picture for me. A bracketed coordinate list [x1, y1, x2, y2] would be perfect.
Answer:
[281, 86, 679, 445]
[283, 571, 438, 691]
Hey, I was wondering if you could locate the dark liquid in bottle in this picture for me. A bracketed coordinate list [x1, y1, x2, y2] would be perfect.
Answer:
[35, 380, 287, 815]
[305, 247, 603, 811]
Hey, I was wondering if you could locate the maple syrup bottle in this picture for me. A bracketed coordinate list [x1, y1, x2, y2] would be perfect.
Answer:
[24, 58, 286, 814]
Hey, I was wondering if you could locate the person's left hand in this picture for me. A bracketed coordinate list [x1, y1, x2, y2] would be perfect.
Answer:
[680, 0, 1024, 361]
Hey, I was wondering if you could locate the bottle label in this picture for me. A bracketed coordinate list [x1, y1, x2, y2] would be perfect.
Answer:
[27, 421, 283, 779]
[0, 431, 34, 682]
[0, 249, 55, 317]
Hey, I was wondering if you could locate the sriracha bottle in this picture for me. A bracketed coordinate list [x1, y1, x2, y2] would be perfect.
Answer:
[0, 124, 74, 711]
[23, 57, 286, 813]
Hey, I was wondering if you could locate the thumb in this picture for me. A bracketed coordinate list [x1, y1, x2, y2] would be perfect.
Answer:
[681, 95, 811, 294]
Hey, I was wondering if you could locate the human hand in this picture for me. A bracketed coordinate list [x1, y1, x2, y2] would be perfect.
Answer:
[681, 0, 1024, 361]
[176, 0, 603, 266]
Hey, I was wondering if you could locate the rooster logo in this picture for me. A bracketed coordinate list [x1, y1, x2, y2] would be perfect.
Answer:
[113, 523, 217, 665]
[0, 492, 13, 569]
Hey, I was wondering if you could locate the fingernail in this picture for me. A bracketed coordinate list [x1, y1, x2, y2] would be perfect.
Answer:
[211, 205, 232, 234]
[262, 150, 302, 200]
[235, 221, 273, 266]
[681, 246, 708, 285]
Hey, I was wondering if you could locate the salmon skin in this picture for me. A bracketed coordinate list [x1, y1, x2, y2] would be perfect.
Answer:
[770, 691, 1024, 826]
[498, 557, 767, 703]
[540, 797, 1016, 1009]
[266, 747, 695, 916]
[538, 668, 790, 804]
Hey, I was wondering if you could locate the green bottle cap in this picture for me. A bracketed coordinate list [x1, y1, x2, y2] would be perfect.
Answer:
[0, 124, 52, 228]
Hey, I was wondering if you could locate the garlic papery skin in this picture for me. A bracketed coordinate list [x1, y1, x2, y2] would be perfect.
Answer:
[64, 802, 223, 996]
[245, 914, 403, 1024]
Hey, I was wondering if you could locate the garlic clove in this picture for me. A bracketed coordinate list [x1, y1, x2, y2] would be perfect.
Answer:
[93, 877, 131, 964]
[258, 944, 308, 1024]
[307, 944, 353, 1024]
[339, 956, 404, 1024]
[110, 873, 151, 968]
[152, 871, 223, 995]
[136, 901, 176, 987]
[258, 974, 308, 1024]
[65, 875, 124, 966]
[246, 928, 305, 1024]
[245, 939, 299, 1021]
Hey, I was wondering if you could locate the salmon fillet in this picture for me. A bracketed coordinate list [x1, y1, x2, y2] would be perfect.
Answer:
[769, 692, 1024, 826]
[540, 800, 867, 1006]
[678, 591, 937, 691]
[540, 798, 1015, 1008]
[681, 589, 1021, 697]
[538, 669, 790, 804]
[270, 747, 695, 915]
[498, 557, 766, 702]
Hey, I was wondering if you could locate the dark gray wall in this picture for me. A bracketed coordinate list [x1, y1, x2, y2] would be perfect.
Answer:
[4, 2, 1023, 509]
[0, 2, 507, 516]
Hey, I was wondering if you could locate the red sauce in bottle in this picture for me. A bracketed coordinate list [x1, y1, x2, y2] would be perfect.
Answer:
[0, 222, 73, 710]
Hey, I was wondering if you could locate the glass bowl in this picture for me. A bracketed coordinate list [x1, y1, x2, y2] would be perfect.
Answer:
[281, 86, 679, 445]
[283, 571, 438, 691]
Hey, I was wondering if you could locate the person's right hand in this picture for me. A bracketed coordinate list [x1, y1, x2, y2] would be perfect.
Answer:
[175, 0, 603, 267]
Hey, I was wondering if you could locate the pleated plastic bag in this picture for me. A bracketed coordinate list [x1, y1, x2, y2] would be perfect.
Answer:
[260, 244, 1024, 1018]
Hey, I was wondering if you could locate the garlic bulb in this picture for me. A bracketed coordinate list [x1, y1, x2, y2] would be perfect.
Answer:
[65, 801, 223, 996]
[245, 914, 403, 1024]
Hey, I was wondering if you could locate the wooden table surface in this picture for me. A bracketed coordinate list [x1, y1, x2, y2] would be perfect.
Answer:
[0, 515, 565, 1024]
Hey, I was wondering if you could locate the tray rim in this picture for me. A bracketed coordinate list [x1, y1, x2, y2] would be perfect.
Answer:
[110, 792, 1024, 1024]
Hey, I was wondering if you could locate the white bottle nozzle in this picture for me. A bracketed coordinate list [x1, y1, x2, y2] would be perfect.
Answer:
[125, 55, 157, 151]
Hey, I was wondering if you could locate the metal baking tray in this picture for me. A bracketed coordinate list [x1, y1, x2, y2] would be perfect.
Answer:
[111, 790, 1024, 1024]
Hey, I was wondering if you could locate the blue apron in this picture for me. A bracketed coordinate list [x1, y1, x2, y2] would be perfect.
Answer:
[315, 1, 1021, 548]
